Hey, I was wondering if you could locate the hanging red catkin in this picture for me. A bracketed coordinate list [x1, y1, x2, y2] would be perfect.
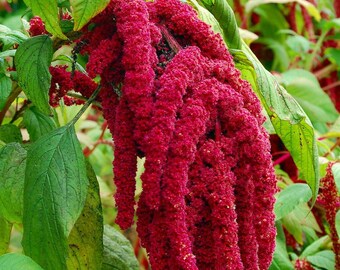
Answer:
[319, 163, 340, 269]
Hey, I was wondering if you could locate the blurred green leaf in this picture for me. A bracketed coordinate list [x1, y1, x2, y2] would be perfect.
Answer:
[0, 143, 26, 224]
[281, 69, 338, 132]
[245, 0, 320, 21]
[0, 253, 43, 270]
[23, 125, 88, 270]
[332, 163, 340, 194]
[275, 184, 312, 220]
[23, 0, 67, 39]
[15, 36, 53, 115]
[67, 161, 103, 270]
[0, 50, 16, 58]
[232, 45, 319, 203]
[301, 235, 330, 257]
[102, 225, 139, 270]
[269, 222, 294, 270]
[0, 73, 12, 111]
[325, 48, 340, 67]
[70, 0, 110, 31]
[0, 24, 28, 51]
[0, 124, 22, 143]
[23, 106, 56, 142]
[307, 250, 335, 270]
[0, 217, 12, 255]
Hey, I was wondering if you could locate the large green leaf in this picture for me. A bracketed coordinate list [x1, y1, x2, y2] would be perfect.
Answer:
[23, 125, 88, 270]
[23, 106, 56, 142]
[0, 253, 43, 270]
[15, 36, 53, 115]
[0, 143, 26, 224]
[232, 46, 319, 203]
[67, 161, 103, 270]
[281, 69, 338, 132]
[300, 236, 330, 258]
[307, 250, 335, 270]
[245, 0, 321, 21]
[23, 0, 67, 39]
[269, 222, 294, 270]
[102, 225, 139, 270]
[70, 0, 110, 31]
[0, 73, 12, 111]
[282, 204, 321, 244]
[199, 0, 241, 49]
[0, 217, 12, 255]
[0, 124, 22, 143]
[0, 25, 28, 51]
[274, 184, 312, 220]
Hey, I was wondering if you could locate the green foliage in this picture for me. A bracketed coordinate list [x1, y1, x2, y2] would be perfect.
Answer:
[70, 0, 110, 31]
[0, 74, 12, 111]
[0, 253, 43, 270]
[0, 143, 26, 224]
[23, 125, 88, 269]
[15, 36, 53, 115]
[102, 225, 139, 270]
[23, 0, 67, 39]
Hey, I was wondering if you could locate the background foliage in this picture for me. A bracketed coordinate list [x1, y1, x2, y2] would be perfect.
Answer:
[0, 0, 339, 269]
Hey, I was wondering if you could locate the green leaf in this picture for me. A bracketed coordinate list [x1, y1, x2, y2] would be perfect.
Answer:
[70, 0, 110, 31]
[245, 0, 321, 21]
[188, 0, 225, 42]
[281, 69, 338, 132]
[331, 163, 340, 193]
[282, 203, 321, 244]
[0, 143, 26, 224]
[269, 222, 294, 270]
[199, 0, 242, 49]
[0, 217, 12, 255]
[23, 125, 88, 270]
[0, 124, 22, 143]
[301, 236, 330, 258]
[0, 253, 43, 270]
[274, 184, 312, 220]
[336, 210, 340, 239]
[232, 45, 319, 203]
[0, 25, 28, 51]
[67, 161, 103, 270]
[0, 50, 16, 58]
[23, 106, 56, 142]
[307, 250, 335, 270]
[23, 0, 67, 39]
[102, 225, 139, 270]
[53, 54, 87, 73]
[0, 73, 12, 111]
[325, 48, 340, 67]
[15, 36, 53, 115]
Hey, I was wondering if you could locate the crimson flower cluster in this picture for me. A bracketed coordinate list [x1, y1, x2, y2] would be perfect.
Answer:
[48, 0, 277, 269]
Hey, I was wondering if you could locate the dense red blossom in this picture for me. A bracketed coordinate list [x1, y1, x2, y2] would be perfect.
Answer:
[28, 16, 47, 36]
[51, 0, 278, 268]
[294, 259, 314, 270]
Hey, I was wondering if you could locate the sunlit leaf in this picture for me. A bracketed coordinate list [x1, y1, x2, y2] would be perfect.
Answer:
[23, 0, 67, 39]
[0, 25, 28, 51]
[232, 46, 319, 203]
[301, 236, 330, 257]
[307, 250, 335, 270]
[70, 0, 110, 31]
[0, 253, 43, 270]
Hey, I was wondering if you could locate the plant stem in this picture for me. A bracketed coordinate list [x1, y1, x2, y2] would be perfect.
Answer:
[314, 63, 337, 80]
[323, 81, 340, 92]
[158, 24, 182, 53]
[0, 84, 21, 125]
[305, 30, 328, 71]
[68, 85, 101, 126]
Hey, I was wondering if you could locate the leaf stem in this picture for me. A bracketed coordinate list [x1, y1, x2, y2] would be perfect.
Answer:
[68, 85, 101, 126]
[305, 30, 328, 71]
[0, 84, 21, 125]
